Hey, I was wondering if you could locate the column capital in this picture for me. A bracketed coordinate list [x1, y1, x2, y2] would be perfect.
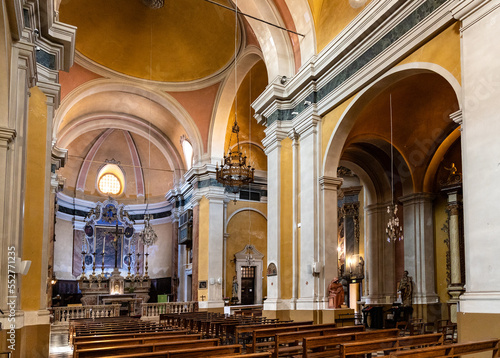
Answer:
[294, 114, 321, 138]
[319, 176, 343, 190]
[449, 109, 463, 126]
[263, 120, 293, 154]
[51, 145, 68, 171]
[0, 127, 17, 144]
[399, 192, 436, 205]
[451, 0, 498, 30]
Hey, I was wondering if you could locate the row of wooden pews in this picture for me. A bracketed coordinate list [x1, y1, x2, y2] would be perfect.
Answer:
[69, 313, 500, 358]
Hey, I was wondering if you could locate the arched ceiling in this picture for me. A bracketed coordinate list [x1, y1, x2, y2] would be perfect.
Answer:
[58, 0, 240, 82]
[59, 129, 173, 203]
[342, 72, 460, 192]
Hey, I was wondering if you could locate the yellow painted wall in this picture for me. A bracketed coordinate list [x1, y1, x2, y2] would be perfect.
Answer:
[21, 86, 48, 311]
[225, 208, 267, 299]
[197, 197, 209, 301]
[312, 0, 372, 52]
[458, 312, 500, 358]
[397, 23, 461, 83]
[280, 137, 293, 299]
[321, 97, 355, 163]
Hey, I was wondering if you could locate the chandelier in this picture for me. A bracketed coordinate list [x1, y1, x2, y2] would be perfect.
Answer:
[140, 214, 158, 246]
[386, 94, 403, 242]
[216, 121, 255, 193]
[140, 0, 164, 9]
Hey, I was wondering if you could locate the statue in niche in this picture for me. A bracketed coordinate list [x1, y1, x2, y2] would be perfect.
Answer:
[398, 270, 413, 307]
[232, 276, 238, 298]
[328, 277, 345, 309]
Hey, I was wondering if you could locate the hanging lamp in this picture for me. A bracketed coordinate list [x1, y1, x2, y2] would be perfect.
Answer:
[216, 1, 255, 193]
[386, 94, 403, 242]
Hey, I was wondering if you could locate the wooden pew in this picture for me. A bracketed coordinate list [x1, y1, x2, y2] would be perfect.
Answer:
[388, 338, 500, 357]
[302, 328, 400, 358]
[248, 323, 339, 353]
[73, 330, 189, 346]
[338, 333, 443, 358]
[235, 321, 312, 345]
[270, 325, 365, 358]
[74, 338, 219, 358]
[74, 333, 201, 351]
[99, 344, 243, 358]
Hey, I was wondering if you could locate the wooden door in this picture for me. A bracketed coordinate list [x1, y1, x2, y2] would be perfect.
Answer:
[240, 266, 255, 305]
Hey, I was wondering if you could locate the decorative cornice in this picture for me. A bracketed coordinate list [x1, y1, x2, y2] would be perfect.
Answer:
[0, 127, 17, 144]
[262, 121, 293, 153]
[254, 0, 454, 126]
[399, 192, 436, 205]
[319, 176, 343, 190]
[451, 0, 500, 31]
[449, 109, 463, 125]
[51, 144, 68, 170]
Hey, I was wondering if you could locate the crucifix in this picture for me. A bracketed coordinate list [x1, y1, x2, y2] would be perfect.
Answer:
[104, 221, 122, 269]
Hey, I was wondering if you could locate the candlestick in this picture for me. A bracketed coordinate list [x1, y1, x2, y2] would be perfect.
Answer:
[126, 253, 132, 279]
[91, 251, 97, 280]
[136, 252, 141, 279]
[81, 251, 87, 280]
[144, 251, 149, 279]
[101, 252, 105, 277]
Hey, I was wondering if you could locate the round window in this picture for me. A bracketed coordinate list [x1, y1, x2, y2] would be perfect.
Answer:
[98, 173, 122, 195]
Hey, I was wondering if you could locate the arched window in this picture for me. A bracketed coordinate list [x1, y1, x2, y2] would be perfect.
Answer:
[97, 162, 125, 196]
[181, 135, 193, 170]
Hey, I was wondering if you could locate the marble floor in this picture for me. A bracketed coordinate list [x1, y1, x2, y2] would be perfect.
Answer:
[49, 326, 72, 358]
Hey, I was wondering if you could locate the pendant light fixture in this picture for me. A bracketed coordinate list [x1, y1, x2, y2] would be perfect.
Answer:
[216, 0, 255, 193]
[386, 94, 403, 242]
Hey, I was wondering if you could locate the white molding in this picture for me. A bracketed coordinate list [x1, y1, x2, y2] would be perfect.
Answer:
[451, 0, 500, 32]
[460, 292, 500, 314]
[0, 127, 16, 144]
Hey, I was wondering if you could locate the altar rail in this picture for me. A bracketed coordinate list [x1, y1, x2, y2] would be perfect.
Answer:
[51, 304, 120, 325]
[142, 302, 198, 317]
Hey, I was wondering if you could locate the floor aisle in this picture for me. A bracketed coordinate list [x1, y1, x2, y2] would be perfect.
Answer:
[49, 325, 72, 358]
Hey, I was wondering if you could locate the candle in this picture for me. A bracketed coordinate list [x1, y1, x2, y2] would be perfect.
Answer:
[102, 237, 105, 254]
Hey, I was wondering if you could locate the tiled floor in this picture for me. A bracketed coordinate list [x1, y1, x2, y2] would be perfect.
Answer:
[49, 326, 72, 358]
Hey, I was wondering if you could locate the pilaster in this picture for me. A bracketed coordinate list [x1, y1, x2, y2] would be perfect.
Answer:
[296, 115, 321, 310]
[262, 121, 290, 311]
[363, 203, 390, 304]
[319, 176, 343, 308]
[458, 1, 500, 315]
[400, 193, 439, 306]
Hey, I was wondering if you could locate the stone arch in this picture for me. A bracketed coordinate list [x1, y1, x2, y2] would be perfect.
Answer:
[323, 63, 462, 179]
[53, 79, 203, 166]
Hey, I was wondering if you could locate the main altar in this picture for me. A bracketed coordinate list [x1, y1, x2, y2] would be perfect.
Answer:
[78, 198, 157, 315]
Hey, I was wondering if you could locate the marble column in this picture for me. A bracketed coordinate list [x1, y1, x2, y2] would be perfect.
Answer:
[363, 204, 389, 304]
[262, 121, 290, 311]
[400, 193, 439, 319]
[319, 176, 343, 308]
[296, 115, 321, 310]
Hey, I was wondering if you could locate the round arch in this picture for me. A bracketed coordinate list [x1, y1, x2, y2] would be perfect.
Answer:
[323, 63, 462, 179]
[57, 112, 184, 173]
[209, 46, 264, 162]
[227, 207, 268, 226]
[53, 79, 203, 164]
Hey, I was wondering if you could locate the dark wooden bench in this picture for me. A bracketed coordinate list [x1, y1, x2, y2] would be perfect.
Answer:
[74, 338, 219, 358]
[270, 325, 365, 358]
[247, 323, 338, 353]
[100, 344, 243, 358]
[235, 321, 312, 345]
[74, 333, 201, 351]
[388, 338, 500, 357]
[339, 333, 443, 357]
[73, 329, 189, 346]
[302, 328, 400, 358]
